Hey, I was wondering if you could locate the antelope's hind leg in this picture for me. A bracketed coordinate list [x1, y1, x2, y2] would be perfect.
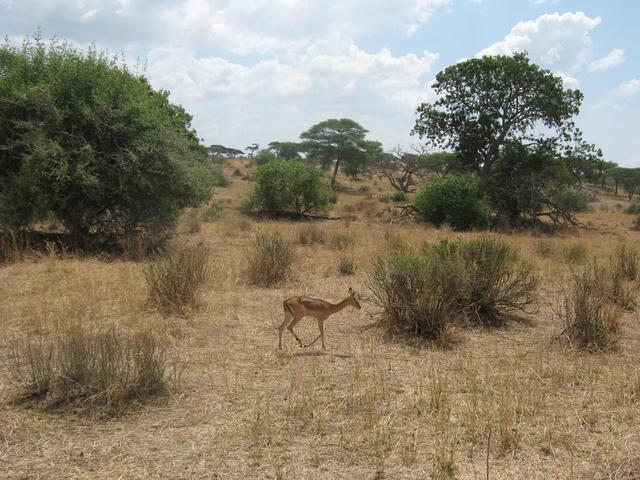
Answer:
[278, 307, 293, 350]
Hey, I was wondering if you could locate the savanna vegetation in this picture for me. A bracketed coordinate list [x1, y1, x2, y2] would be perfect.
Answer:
[1, 37, 639, 480]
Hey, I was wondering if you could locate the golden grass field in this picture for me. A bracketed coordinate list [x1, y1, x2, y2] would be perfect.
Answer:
[1, 160, 639, 479]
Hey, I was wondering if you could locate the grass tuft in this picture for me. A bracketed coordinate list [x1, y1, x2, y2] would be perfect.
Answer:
[246, 231, 295, 287]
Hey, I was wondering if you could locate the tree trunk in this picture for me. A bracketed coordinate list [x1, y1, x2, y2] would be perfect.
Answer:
[331, 158, 341, 187]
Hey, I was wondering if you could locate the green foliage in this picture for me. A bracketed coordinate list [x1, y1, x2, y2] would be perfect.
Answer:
[144, 243, 212, 316]
[254, 149, 277, 166]
[248, 159, 330, 215]
[0, 36, 214, 248]
[301, 118, 382, 185]
[7, 323, 168, 416]
[245, 231, 295, 287]
[268, 141, 302, 160]
[413, 53, 582, 185]
[391, 191, 408, 202]
[554, 187, 592, 213]
[201, 202, 224, 222]
[413, 175, 489, 230]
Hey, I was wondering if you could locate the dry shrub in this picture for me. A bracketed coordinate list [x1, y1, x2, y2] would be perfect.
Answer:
[562, 243, 588, 264]
[560, 262, 621, 350]
[0, 229, 27, 263]
[6, 323, 168, 417]
[297, 224, 327, 245]
[613, 243, 639, 282]
[534, 239, 556, 258]
[370, 253, 464, 345]
[246, 231, 294, 287]
[183, 208, 202, 234]
[330, 232, 355, 250]
[428, 236, 539, 325]
[338, 256, 356, 276]
[371, 237, 538, 343]
[144, 242, 212, 316]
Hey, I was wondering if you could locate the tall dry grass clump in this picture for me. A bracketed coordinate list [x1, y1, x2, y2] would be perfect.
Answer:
[6, 323, 168, 416]
[246, 231, 294, 287]
[609, 244, 639, 310]
[296, 224, 326, 245]
[144, 242, 212, 316]
[370, 237, 538, 344]
[559, 262, 621, 350]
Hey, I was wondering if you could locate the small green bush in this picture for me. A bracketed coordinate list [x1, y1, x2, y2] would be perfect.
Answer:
[554, 188, 592, 213]
[248, 160, 330, 216]
[144, 243, 212, 316]
[391, 191, 408, 202]
[624, 202, 640, 215]
[201, 202, 224, 222]
[6, 324, 168, 416]
[413, 175, 490, 230]
[338, 256, 356, 276]
[246, 231, 295, 287]
[560, 262, 621, 350]
[297, 224, 327, 245]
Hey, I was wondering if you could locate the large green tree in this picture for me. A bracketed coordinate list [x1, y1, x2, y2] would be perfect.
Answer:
[0, 36, 215, 247]
[413, 53, 583, 187]
[300, 118, 381, 186]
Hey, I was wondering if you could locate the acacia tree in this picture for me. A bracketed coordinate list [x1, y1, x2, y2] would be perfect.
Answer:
[0, 36, 215, 248]
[268, 141, 303, 160]
[300, 118, 381, 186]
[245, 143, 260, 158]
[373, 148, 430, 193]
[413, 53, 583, 187]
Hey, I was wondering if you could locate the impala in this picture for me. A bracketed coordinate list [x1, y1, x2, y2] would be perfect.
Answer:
[278, 288, 361, 350]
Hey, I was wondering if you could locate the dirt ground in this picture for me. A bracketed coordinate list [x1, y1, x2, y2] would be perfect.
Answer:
[1, 162, 639, 479]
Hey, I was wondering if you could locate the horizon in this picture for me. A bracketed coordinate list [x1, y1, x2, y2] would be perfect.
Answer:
[1, 0, 638, 167]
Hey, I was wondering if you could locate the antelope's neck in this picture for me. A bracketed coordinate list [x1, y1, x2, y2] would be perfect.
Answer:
[329, 297, 352, 314]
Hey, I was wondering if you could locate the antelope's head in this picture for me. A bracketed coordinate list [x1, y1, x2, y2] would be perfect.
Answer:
[348, 287, 362, 310]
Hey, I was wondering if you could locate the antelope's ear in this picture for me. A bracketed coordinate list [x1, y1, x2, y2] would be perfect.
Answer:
[349, 287, 354, 294]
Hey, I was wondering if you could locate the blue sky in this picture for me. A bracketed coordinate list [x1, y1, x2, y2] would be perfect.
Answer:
[1, 0, 638, 166]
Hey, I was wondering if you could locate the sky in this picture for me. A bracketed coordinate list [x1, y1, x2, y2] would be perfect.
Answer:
[1, 0, 638, 166]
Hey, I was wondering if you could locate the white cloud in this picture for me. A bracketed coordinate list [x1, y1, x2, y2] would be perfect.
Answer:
[477, 12, 601, 74]
[589, 48, 625, 72]
[616, 79, 640, 97]
[145, 39, 439, 148]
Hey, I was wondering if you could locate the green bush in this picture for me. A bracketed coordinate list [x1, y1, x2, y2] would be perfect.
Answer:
[248, 160, 330, 215]
[625, 202, 640, 215]
[554, 187, 592, 213]
[201, 202, 224, 222]
[413, 175, 489, 230]
[144, 243, 212, 316]
[391, 191, 408, 202]
[6, 323, 168, 416]
[254, 149, 277, 166]
[0, 36, 215, 248]
[246, 231, 295, 287]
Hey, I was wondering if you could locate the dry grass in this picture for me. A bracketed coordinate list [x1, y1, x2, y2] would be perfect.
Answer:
[1, 167, 639, 479]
